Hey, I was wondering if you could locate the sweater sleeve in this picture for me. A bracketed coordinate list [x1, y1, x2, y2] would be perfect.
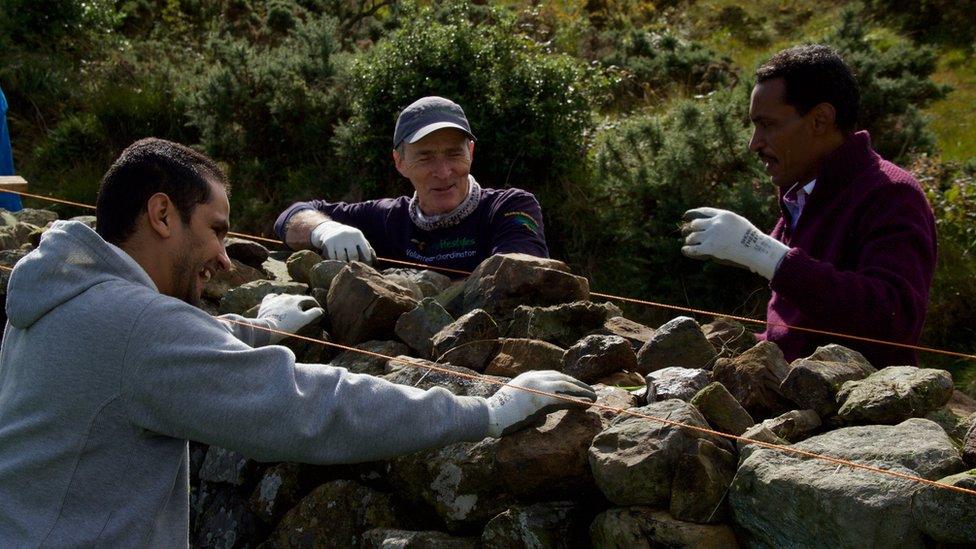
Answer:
[120, 297, 489, 464]
[488, 189, 549, 258]
[769, 183, 936, 341]
[274, 199, 391, 250]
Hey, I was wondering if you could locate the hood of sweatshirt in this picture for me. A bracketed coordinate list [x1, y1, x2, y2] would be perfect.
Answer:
[6, 220, 157, 329]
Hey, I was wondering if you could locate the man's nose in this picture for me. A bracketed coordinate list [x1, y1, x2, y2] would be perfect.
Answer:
[748, 129, 763, 152]
[433, 157, 452, 177]
[216, 248, 231, 272]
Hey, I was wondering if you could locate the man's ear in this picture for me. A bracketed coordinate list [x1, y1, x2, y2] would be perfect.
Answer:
[811, 102, 838, 135]
[146, 192, 175, 238]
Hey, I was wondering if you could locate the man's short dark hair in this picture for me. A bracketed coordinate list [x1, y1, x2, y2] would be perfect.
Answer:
[756, 44, 860, 132]
[96, 138, 229, 245]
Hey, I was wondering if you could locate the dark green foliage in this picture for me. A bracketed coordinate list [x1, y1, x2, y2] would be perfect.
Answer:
[866, 0, 976, 45]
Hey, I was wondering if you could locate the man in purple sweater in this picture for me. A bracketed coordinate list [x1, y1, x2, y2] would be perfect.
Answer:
[275, 96, 548, 276]
[681, 45, 937, 367]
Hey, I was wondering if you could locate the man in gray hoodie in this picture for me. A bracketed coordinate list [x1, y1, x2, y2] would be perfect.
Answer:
[0, 138, 595, 547]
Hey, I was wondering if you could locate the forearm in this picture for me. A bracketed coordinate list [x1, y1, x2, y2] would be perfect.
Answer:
[283, 209, 332, 250]
[216, 314, 274, 347]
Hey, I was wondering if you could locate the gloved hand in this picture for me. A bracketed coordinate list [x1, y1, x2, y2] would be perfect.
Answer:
[257, 293, 325, 344]
[681, 207, 789, 280]
[310, 220, 376, 263]
[485, 371, 597, 437]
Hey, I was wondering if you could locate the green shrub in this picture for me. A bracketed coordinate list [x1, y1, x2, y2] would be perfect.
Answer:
[866, 0, 976, 45]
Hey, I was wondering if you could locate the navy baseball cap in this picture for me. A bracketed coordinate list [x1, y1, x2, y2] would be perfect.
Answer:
[393, 96, 476, 148]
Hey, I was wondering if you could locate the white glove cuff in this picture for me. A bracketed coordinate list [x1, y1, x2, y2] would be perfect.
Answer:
[310, 220, 342, 249]
[751, 232, 790, 280]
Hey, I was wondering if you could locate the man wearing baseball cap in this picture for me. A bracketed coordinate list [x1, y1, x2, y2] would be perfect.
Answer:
[275, 96, 549, 275]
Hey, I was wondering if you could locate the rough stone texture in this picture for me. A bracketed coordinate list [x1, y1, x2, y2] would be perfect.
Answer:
[264, 480, 398, 548]
[712, 341, 794, 420]
[262, 256, 292, 283]
[327, 262, 419, 345]
[199, 446, 264, 488]
[0, 249, 28, 295]
[924, 406, 970, 441]
[507, 301, 623, 348]
[224, 237, 270, 269]
[461, 253, 589, 319]
[589, 508, 739, 548]
[911, 469, 976, 545]
[247, 462, 331, 526]
[194, 485, 267, 549]
[430, 309, 499, 360]
[700, 317, 757, 359]
[394, 298, 454, 358]
[67, 215, 95, 228]
[947, 389, 976, 418]
[0, 222, 38, 251]
[13, 208, 57, 227]
[761, 409, 822, 443]
[591, 385, 641, 424]
[669, 439, 736, 524]
[439, 339, 500, 373]
[690, 382, 754, 437]
[964, 416, 976, 467]
[730, 419, 966, 548]
[382, 268, 453, 299]
[562, 334, 637, 384]
[219, 279, 308, 315]
[589, 316, 655, 352]
[595, 370, 645, 388]
[646, 367, 710, 402]
[204, 258, 268, 301]
[779, 344, 877, 418]
[0, 209, 16, 226]
[383, 357, 503, 398]
[481, 502, 591, 548]
[735, 423, 790, 453]
[307, 260, 346, 291]
[485, 338, 565, 378]
[330, 340, 410, 376]
[497, 408, 604, 500]
[389, 438, 514, 532]
[836, 366, 955, 424]
[284, 250, 321, 285]
[588, 399, 732, 506]
[362, 529, 478, 548]
[635, 316, 716, 374]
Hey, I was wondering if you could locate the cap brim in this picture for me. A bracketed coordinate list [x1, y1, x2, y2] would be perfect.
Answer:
[406, 122, 475, 144]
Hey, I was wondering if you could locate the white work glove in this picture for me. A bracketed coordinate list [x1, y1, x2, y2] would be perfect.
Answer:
[485, 370, 597, 437]
[310, 220, 376, 263]
[257, 293, 325, 344]
[681, 207, 789, 280]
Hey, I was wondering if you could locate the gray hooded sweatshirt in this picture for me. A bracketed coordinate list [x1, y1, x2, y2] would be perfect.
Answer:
[0, 221, 489, 547]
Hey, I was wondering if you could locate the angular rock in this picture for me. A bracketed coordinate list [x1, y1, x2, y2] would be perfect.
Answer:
[264, 479, 398, 547]
[669, 439, 736, 524]
[330, 340, 410, 376]
[735, 422, 790, 453]
[964, 416, 976, 467]
[497, 407, 604, 500]
[262, 255, 292, 282]
[507, 301, 623, 348]
[911, 469, 976, 545]
[327, 262, 419, 345]
[690, 382, 754, 437]
[485, 338, 565, 378]
[589, 508, 739, 548]
[198, 446, 263, 488]
[836, 366, 955, 424]
[924, 406, 970, 441]
[588, 399, 732, 506]
[646, 367, 709, 402]
[439, 339, 500, 373]
[382, 268, 453, 298]
[13, 208, 57, 227]
[591, 385, 641, 424]
[281, 326, 333, 364]
[193, 485, 266, 548]
[395, 298, 454, 358]
[635, 316, 716, 374]
[588, 316, 655, 352]
[248, 462, 331, 525]
[430, 309, 499, 360]
[779, 344, 877, 418]
[594, 370, 645, 388]
[0, 209, 15, 226]
[308, 259, 346, 291]
[218, 279, 308, 315]
[68, 215, 97, 228]
[224, 237, 270, 269]
[383, 357, 503, 398]
[701, 317, 757, 358]
[712, 341, 794, 420]
[203, 258, 267, 301]
[562, 334, 637, 383]
[461, 253, 589, 319]
[482, 502, 590, 548]
[730, 418, 966, 548]
[0, 222, 38, 251]
[362, 528, 478, 548]
[285, 249, 322, 284]
[761, 409, 821, 443]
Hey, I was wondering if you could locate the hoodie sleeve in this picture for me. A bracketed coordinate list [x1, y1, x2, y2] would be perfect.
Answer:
[215, 314, 273, 347]
[120, 296, 489, 464]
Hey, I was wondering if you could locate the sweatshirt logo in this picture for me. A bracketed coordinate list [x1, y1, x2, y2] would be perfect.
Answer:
[434, 237, 476, 252]
[504, 211, 539, 233]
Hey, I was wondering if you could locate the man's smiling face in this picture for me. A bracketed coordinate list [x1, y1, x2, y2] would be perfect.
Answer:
[394, 128, 474, 215]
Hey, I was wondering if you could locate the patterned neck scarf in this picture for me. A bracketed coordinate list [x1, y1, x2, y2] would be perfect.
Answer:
[409, 175, 482, 231]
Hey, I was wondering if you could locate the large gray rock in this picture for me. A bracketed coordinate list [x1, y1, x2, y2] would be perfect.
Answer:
[485, 338, 565, 378]
[701, 317, 757, 358]
[381, 268, 453, 298]
[248, 462, 330, 525]
[461, 253, 589, 318]
[13, 208, 57, 227]
[836, 366, 955, 424]
[307, 259, 346, 291]
[203, 258, 267, 302]
[635, 316, 716, 374]
[439, 339, 500, 373]
[507, 301, 623, 348]
[482, 502, 590, 548]
[562, 334, 637, 383]
[779, 345, 877, 418]
[394, 298, 454, 358]
[711, 341, 794, 420]
[285, 249, 321, 284]
[588, 399, 732, 506]
[690, 382, 754, 437]
[330, 340, 410, 376]
[760, 409, 821, 443]
[911, 469, 976, 545]
[730, 418, 966, 548]
[224, 237, 270, 269]
[589, 508, 739, 548]
[430, 309, 499, 360]
[735, 422, 790, 453]
[327, 262, 418, 345]
[362, 529, 478, 548]
[193, 485, 266, 549]
[588, 316, 655, 352]
[669, 439, 736, 524]
[646, 367, 709, 402]
[198, 446, 263, 488]
[0, 222, 39, 251]
[383, 357, 503, 398]
[218, 279, 307, 315]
